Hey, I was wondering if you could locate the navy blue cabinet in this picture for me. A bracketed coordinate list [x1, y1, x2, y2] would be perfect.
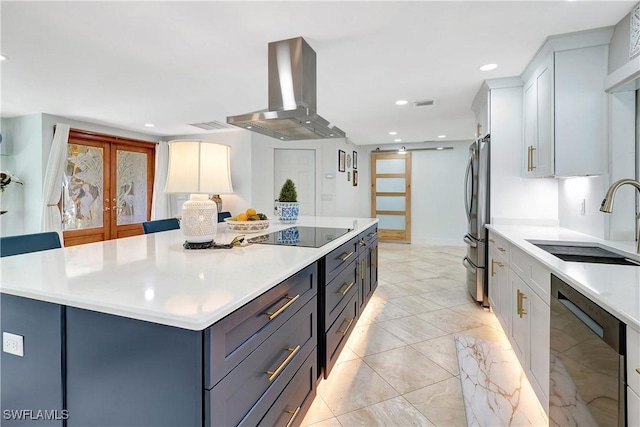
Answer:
[0, 295, 64, 427]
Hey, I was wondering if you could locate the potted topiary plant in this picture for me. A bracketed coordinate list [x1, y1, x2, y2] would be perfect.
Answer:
[275, 179, 299, 223]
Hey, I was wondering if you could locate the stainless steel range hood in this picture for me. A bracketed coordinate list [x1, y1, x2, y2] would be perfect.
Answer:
[227, 37, 346, 141]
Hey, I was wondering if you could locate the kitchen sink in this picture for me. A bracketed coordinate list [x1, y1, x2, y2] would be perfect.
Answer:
[531, 243, 640, 266]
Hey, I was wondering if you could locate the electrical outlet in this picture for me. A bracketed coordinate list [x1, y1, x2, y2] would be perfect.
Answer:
[580, 198, 586, 216]
[3, 332, 24, 357]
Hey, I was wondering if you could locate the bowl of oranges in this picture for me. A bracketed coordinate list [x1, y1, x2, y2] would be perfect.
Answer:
[224, 208, 270, 233]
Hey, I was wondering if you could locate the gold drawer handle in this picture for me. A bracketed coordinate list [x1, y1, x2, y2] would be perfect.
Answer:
[489, 238, 495, 243]
[339, 251, 354, 262]
[266, 345, 301, 382]
[367, 232, 377, 238]
[338, 317, 355, 335]
[359, 240, 366, 246]
[266, 295, 300, 321]
[498, 247, 506, 252]
[284, 406, 301, 427]
[338, 281, 355, 296]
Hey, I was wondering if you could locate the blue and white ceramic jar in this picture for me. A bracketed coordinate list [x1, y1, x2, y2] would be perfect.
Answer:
[275, 201, 299, 223]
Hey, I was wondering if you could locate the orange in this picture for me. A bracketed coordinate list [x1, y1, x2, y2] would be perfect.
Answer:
[237, 213, 248, 221]
[245, 208, 257, 216]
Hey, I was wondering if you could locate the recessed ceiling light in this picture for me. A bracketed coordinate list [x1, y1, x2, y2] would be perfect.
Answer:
[437, 134, 446, 138]
[479, 63, 498, 71]
[394, 138, 402, 142]
[389, 131, 397, 135]
[436, 147, 444, 150]
[0, 55, 6, 61]
[395, 100, 408, 106]
[144, 123, 155, 128]
[305, 120, 311, 124]
[246, 126, 252, 129]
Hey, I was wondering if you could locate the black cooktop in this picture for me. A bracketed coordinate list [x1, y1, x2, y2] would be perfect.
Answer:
[247, 226, 352, 248]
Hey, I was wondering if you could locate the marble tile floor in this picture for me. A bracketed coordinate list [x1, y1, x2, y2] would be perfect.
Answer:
[300, 242, 540, 427]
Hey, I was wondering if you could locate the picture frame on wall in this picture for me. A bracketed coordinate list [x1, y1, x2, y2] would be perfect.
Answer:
[352, 151, 358, 169]
[338, 150, 346, 172]
[353, 170, 358, 186]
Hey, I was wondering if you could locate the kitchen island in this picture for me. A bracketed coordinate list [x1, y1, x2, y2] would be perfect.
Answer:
[0, 216, 378, 427]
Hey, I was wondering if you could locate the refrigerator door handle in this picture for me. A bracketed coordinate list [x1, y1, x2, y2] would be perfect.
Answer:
[464, 154, 474, 222]
[462, 257, 477, 273]
[463, 235, 477, 247]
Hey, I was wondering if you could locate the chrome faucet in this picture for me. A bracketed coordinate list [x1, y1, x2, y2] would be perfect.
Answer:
[600, 178, 640, 253]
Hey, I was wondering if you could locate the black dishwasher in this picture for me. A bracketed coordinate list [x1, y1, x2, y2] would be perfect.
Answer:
[550, 274, 626, 427]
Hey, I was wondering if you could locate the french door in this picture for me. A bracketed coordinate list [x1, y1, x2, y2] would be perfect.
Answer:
[370, 152, 411, 242]
[61, 129, 155, 247]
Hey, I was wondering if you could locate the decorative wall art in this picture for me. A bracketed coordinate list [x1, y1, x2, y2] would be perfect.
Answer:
[346, 153, 352, 169]
[338, 150, 346, 172]
[353, 170, 358, 186]
[352, 151, 358, 169]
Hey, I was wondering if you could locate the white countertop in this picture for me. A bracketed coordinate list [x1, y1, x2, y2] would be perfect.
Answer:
[487, 225, 640, 332]
[0, 216, 377, 331]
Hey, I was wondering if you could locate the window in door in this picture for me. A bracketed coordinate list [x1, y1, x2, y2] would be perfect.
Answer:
[61, 129, 155, 247]
[371, 152, 411, 242]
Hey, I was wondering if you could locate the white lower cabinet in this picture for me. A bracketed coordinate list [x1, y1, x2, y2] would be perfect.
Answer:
[489, 231, 550, 413]
[630, 387, 640, 427]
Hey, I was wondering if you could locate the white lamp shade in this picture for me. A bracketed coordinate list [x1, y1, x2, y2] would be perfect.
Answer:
[164, 140, 234, 194]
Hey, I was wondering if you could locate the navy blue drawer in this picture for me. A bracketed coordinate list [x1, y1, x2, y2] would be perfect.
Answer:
[358, 225, 378, 252]
[206, 298, 316, 427]
[324, 293, 358, 378]
[324, 236, 359, 283]
[325, 260, 358, 328]
[257, 348, 317, 427]
[205, 263, 317, 388]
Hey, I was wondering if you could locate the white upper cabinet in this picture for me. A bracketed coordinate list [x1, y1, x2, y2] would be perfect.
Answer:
[521, 28, 612, 177]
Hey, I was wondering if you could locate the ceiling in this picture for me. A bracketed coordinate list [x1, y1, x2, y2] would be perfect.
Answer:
[1, 1, 634, 145]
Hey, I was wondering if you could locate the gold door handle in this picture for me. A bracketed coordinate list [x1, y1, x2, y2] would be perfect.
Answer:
[339, 251, 354, 262]
[112, 198, 117, 203]
[372, 247, 377, 269]
[338, 317, 355, 335]
[338, 281, 355, 296]
[266, 345, 301, 382]
[284, 407, 301, 427]
[112, 206, 119, 211]
[266, 295, 300, 320]
[476, 123, 482, 138]
[360, 260, 365, 279]
[527, 146, 532, 172]
[104, 206, 110, 211]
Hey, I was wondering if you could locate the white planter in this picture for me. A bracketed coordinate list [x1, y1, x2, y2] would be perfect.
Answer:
[275, 201, 299, 223]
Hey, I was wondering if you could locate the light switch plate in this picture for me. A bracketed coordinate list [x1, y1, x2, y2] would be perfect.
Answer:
[3, 332, 24, 357]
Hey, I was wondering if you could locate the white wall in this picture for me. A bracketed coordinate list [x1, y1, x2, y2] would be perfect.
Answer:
[0, 114, 44, 236]
[489, 86, 559, 225]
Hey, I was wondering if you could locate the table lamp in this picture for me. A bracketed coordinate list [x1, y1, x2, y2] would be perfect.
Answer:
[164, 140, 233, 249]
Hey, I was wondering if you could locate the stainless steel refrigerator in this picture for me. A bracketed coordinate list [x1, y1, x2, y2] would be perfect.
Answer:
[463, 135, 489, 307]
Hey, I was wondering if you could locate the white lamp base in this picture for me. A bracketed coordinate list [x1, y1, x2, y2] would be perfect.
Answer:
[181, 194, 217, 244]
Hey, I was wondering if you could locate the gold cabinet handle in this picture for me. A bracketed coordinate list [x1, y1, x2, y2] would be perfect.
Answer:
[498, 247, 506, 252]
[284, 406, 301, 427]
[339, 251, 354, 262]
[491, 259, 504, 277]
[360, 260, 365, 279]
[372, 246, 377, 268]
[338, 317, 355, 335]
[359, 240, 366, 246]
[530, 146, 536, 170]
[636, 368, 640, 375]
[527, 146, 532, 171]
[517, 289, 528, 318]
[338, 281, 355, 296]
[489, 238, 495, 243]
[266, 345, 301, 382]
[266, 295, 300, 320]
[367, 232, 377, 238]
[104, 206, 110, 211]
